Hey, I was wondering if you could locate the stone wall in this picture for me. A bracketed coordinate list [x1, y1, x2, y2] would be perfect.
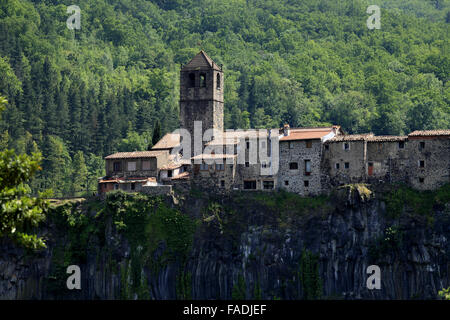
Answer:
[277, 139, 322, 196]
[407, 137, 450, 190]
[322, 140, 367, 186]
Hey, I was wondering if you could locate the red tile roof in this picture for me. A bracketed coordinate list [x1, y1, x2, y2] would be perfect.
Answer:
[367, 136, 408, 142]
[408, 130, 450, 137]
[171, 171, 190, 180]
[152, 133, 180, 150]
[280, 127, 337, 141]
[326, 133, 374, 142]
[105, 150, 167, 159]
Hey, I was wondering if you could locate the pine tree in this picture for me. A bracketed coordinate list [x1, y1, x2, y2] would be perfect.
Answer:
[72, 151, 88, 196]
[151, 120, 161, 146]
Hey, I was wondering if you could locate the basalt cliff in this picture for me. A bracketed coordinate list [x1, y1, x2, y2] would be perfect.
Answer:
[1, 184, 449, 300]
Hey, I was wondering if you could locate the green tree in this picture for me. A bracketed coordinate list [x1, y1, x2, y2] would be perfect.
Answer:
[0, 96, 49, 249]
[151, 120, 162, 147]
[71, 151, 88, 196]
[298, 249, 322, 300]
[232, 274, 246, 300]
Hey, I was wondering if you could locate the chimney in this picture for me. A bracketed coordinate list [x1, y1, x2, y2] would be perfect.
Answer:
[283, 124, 290, 136]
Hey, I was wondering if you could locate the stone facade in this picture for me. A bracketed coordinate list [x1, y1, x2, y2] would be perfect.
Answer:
[278, 139, 323, 195]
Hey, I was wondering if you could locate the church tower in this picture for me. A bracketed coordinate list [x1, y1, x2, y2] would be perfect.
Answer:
[180, 51, 224, 156]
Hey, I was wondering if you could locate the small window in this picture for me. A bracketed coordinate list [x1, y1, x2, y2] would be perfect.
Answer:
[263, 180, 274, 190]
[419, 160, 425, 168]
[304, 160, 311, 175]
[142, 160, 151, 170]
[289, 162, 298, 170]
[335, 163, 340, 169]
[200, 73, 206, 87]
[215, 163, 224, 171]
[306, 141, 312, 148]
[261, 162, 268, 169]
[216, 73, 221, 89]
[245, 162, 250, 167]
[246, 141, 250, 149]
[127, 161, 136, 171]
[304, 180, 309, 187]
[131, 183, 135, 190]
[114, 184, 119, 190]
[284, 180, 289, 186]
[244, 180, 256, 190]
[325, 145, 329, 150]
[113, 161, 121, 171]
[398, 141, 405, 149]
[419, 177, 424, 183]
[200, 163, 209, 170]
[419, 142, 425, 149]
[344, 162, 350, 169]
[220, 180, 225, 187]
[168, 170, 173, 178]
[344, 143, 350, 150]
[289, 142, 294, 149]
[188, 73, 195, 87]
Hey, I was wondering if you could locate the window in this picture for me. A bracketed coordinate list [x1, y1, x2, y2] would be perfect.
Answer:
[200, 73, 206, 87]
[289, 162, 298, 170]
[304, 160, 311, 175]
[304, 180, 309, 187]
[419, 160, 425, 168]
[200, 163, 209, 170]
[131, 183, 135, 191]
[284, 180, 289, 186]
[398, 141, 405, 149]
[113, 161, 121, 171]
[344, 162, 350, 169]
[215, 163, 224, 171]
[142, 160, 151, 170]
[168, 170, 173, 178]
[325, 145, 329, 150]
[420, 142, 425, 149]
[246, 141, 250, 149]
[114, 184, 119, 190]
[289, 142, 294, 149]
[263, 181, 274, 190]
[244, 180, 257, 190]
[245, 162, 250, 167]
[127, 161, 136, 171]
[220, 180, 225, 187]
[188, 73, 195, 87]
[261, 162, 268, 169]
[216, 73, 221, 89]
[335, 163, 340, 169]
[344, 143, 350, 150]
[419, 177, 424, 183]
[306, 141, 312, 148]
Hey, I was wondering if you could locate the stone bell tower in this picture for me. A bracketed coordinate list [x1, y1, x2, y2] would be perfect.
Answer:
[179, 51, 224, 157]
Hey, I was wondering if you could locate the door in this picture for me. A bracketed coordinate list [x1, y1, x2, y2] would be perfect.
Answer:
[368, 162, 374, 176]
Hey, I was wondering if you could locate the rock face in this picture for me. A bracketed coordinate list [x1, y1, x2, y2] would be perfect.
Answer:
[0, 186, 449, 300]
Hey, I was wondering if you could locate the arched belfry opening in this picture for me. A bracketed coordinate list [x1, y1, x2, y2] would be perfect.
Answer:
[180, 51, 224, 156]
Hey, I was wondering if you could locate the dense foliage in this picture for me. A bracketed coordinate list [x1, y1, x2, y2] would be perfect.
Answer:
[0, 96, 49, 249]
[0, 0, 448, 196]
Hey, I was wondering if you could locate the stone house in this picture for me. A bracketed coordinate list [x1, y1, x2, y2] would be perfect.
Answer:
[278, 125, 342, 195]
[98, 150, 168, 193]
[407, 130, 450, 190]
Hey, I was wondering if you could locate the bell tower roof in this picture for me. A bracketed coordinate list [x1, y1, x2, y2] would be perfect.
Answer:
[181, 50, 222, 71]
